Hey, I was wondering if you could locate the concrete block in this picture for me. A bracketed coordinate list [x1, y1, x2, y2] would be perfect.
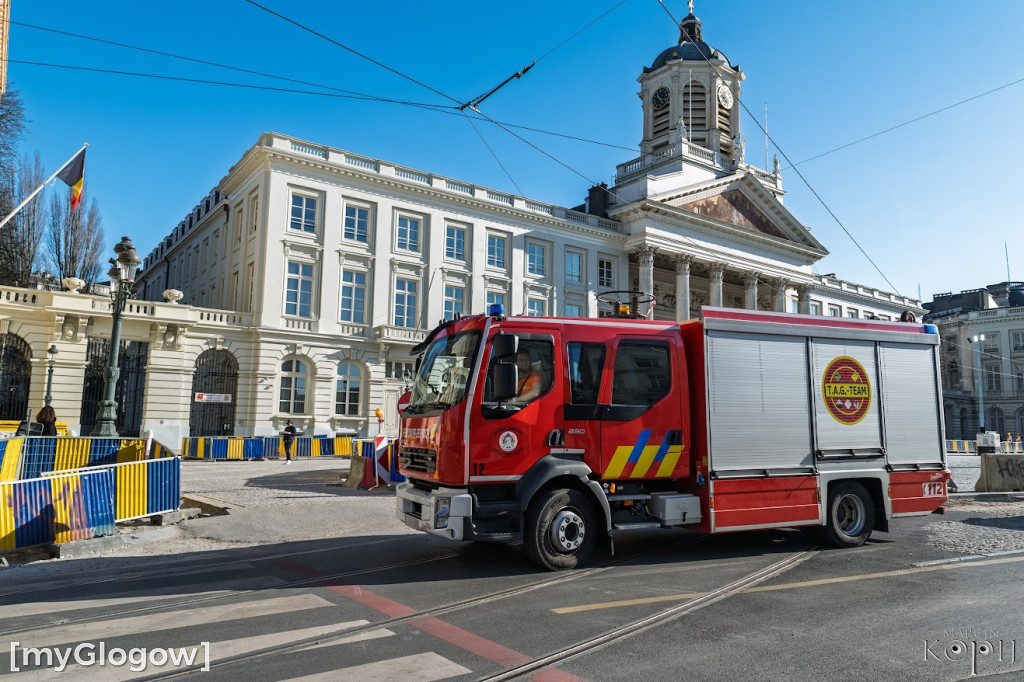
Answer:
[48, 534, 126, 559]
[975, 453, 1024, 492]
[151, 507, 202, 526]
[343, 456, 366, 488]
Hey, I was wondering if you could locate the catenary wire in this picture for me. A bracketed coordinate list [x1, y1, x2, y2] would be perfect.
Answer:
[5, 17, 635, 151]
[786, 75, 1024, 169]
[241, 0, 462, 106]
[461, 110, 526, 197]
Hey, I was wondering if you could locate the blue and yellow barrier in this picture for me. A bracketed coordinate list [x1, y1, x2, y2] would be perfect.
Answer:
[8, 437, 154, 480]
[0, 467, 118, 552]
[181, 436, 357, 460]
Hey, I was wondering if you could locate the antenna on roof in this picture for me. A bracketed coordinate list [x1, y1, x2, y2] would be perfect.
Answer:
[1006, 241, 1012, 282]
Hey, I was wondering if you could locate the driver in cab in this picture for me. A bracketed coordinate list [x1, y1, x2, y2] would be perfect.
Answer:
[515, 349, 543, 402]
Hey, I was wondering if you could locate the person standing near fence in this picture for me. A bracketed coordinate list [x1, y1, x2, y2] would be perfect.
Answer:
[36, 406, 58, 436]
[282, 420, 296, 464]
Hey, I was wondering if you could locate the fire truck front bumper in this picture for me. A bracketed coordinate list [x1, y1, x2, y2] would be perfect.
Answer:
[396, 482, 473, 541]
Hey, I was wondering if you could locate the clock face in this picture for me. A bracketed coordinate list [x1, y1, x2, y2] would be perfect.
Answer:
[652, 86, 670, 110]
[717, 85, 734, 110]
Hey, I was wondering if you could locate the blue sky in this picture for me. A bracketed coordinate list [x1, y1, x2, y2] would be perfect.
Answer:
[6, 0, 1024, 302]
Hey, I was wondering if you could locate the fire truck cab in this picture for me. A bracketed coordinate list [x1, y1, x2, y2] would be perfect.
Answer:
[396, 305, 949, 570]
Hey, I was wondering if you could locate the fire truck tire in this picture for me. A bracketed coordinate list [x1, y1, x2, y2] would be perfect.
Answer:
[524, 488, 596, 571]
[822, 481, 875, 548]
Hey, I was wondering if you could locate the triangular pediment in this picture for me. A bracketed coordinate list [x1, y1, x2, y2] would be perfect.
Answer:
[679, 189, 787, 239]
[644, 172, 826, 254]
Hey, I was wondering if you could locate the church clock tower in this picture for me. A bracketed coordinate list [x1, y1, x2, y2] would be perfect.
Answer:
[638, 3, 744, 164]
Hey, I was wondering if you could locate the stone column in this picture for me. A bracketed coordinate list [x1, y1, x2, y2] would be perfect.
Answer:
[774, 278, 789, 312]
[709, 262, 725, 307]
[797, 284, 811, 315]
[675, 255, 693, 320]
[743, 271, 760, 310]
[634, 245, 657, 300]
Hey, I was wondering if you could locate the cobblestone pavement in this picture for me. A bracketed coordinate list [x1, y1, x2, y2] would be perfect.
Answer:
[947, 453, 980, 492]
[929, 498, 1024, 556]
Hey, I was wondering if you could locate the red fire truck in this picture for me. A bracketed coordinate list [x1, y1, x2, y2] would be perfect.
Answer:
[396, 303, 950, 570]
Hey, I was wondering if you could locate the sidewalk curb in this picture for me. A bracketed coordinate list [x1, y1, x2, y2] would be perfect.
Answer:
[47, 534, 126, 559]
[948, 492, 1024, 502]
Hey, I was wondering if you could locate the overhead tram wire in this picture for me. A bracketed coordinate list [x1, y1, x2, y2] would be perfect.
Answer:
[6, 60, 458, 110]
[460, 110, 526, 197]
[650, 12, 903, 297]
[785, 75, 1024, 169]
[8, 19, 374, 99]
[242, 0, 462, 107]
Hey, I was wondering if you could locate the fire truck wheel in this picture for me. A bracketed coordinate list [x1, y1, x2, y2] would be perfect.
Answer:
[822, 481, 875, 548]
[524, 488, 597, 571]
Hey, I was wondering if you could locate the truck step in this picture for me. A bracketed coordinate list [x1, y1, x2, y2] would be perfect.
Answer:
[612, 522, 663, 531]
[606, 493, 651, 502]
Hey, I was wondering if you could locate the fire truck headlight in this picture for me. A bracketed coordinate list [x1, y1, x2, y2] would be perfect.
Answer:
[435, 497, 451, 527]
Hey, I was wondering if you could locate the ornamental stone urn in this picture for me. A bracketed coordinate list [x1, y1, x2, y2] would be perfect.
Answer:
[62, 277, 85, 293]
[163, 289, 184, 304]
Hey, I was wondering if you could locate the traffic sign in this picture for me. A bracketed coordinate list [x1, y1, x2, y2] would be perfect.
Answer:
[195, 392, 232, 403]
[397, 390, 412, 413]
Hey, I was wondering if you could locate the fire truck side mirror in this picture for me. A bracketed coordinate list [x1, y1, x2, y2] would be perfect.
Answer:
[492, 333, 518, 359]
[493, 363, 518, 402]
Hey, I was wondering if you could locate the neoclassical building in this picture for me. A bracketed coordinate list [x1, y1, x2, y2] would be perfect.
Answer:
[925, 282, 1024, 439]
[0, 9, 921, 446]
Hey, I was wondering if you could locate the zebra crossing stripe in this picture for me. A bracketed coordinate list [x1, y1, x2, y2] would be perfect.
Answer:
[6, 593, 334, 650]
[281, 652, 472, 682]
[0, 576, 286, 619]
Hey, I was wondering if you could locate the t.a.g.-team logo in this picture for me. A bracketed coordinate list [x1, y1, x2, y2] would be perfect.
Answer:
[822, 356, 871, 425]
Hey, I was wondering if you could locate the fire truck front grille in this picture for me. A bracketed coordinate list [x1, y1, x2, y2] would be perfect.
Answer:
[400, 447, 437, 474]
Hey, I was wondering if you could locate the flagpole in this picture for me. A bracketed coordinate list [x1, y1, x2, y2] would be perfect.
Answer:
[0, 143, 88, 231]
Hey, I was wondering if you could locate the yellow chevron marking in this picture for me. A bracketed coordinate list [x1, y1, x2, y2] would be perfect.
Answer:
[603, 446, 635, 479]
[654, 446, 683, 477]
[630, 446, 662, 478]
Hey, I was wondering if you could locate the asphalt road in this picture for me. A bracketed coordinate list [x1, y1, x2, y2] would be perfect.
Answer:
[1, 460, 1022, 681]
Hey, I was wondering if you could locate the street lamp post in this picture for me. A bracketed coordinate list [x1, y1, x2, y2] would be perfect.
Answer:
[969, 334, 986, 434]
[93, 236, 141, 437]
[44, 344, 59, 407]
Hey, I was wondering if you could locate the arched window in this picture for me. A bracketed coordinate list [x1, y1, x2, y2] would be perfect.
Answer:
[279, 358, 309, 414]
[335, 363, 362, 416]
[0, 333, 31, 421]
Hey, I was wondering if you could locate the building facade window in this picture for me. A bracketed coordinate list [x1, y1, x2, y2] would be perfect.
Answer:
[289, 193, 317, 233]
[828, 305, 841, 317]
[487, 291, 505, 310]
[987, 407, 1006, 435]
[445, 224, 466, 261]
[527, 242, 546, 276]
[565, 251, 582, 283]
[285, 261, 314, 318]
[340, 270, 366, 324]
[846, 308, 858, 318]
[985, 364, 1002, 392]
[810, 301, 821, 315]
[565, 303, 583, 317]
[1013, 331, 1024, 352]
[394, 278, 418, 328]
[343, 203, 370, 243]
[385, 360, 414, 381]
[598, 258, 614, 288]
[249, 195, 259, 233]
[527, 297, 546, 317]
[335, 363, 362, 416]
[790, 299, 800, 313]
[487, 234, 506, 269]
[279, 358, 309, 414]
[396, 214, 421, 252]
[443, 285, 465, 320]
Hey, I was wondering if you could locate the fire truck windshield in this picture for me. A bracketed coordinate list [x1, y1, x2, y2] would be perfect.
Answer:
[406, 330, 481, 413]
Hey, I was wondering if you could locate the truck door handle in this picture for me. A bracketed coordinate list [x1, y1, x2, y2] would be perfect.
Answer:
[546, 429, 564, 447]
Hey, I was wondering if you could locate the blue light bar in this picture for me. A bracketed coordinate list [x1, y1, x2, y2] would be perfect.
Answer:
[488, 303, 504, 316]
[924, 324, 938, 334]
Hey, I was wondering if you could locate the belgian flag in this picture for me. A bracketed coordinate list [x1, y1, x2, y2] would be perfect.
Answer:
[56, 148, 86, 210]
